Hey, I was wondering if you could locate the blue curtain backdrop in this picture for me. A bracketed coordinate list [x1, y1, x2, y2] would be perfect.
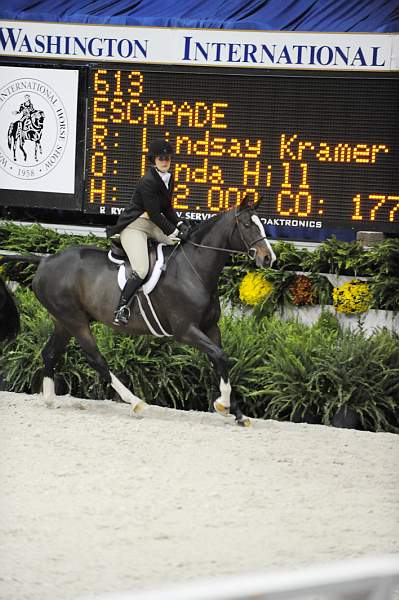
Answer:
[0, 0, 398, 32]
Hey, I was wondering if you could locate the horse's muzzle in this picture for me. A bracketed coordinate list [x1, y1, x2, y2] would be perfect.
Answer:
[249, 247, 267, 268]
[250, 245, 276, 268]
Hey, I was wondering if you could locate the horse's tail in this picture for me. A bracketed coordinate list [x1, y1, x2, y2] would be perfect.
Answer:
[0, 252, 43, 266]
[0, 276, 20, 342]
[0, 254, 44, 342]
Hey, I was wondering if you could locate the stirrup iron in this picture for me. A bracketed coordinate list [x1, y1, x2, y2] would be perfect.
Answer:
[113, 305, 131, 326]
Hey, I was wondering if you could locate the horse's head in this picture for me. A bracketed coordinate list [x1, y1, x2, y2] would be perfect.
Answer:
[32, 110, 45, 128]
[233, 196, 276, 268]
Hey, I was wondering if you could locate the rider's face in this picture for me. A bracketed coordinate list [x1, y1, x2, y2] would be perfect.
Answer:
[155, 155, 171, 172]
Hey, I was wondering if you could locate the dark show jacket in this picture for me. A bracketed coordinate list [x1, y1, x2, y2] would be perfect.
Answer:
[106, 166, 179, 237]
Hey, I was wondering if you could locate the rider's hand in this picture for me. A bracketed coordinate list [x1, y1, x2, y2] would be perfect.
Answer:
[177, 221, 191, 242]
[167, 228, 180, 244]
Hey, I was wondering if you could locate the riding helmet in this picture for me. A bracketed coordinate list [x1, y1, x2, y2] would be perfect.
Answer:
[148, 139, 173, 162]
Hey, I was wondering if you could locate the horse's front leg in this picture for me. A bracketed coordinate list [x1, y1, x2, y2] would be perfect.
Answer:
[179, 324, 250, 427]
[203, 323, 246, 425]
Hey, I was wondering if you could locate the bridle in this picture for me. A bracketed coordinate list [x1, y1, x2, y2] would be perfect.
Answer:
[186, 208, 267, 261]
[173, 209, 270, 289]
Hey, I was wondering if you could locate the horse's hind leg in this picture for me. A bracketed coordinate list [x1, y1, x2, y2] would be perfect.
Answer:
[67, 319, 147, 414]
[42, 321, 71, 405]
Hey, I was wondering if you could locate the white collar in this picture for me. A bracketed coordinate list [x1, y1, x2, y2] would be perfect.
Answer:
[156, 169, 171, 188]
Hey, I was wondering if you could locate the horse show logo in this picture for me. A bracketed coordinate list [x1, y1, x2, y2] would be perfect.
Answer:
[0, 77, 68, 181]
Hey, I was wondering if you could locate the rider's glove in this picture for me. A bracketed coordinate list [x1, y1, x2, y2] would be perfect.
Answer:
[167, 228, 180, 244]
[176, 221, 191, 242]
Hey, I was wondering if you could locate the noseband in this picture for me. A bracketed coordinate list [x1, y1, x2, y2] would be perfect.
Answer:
[232, 211, 267, 260]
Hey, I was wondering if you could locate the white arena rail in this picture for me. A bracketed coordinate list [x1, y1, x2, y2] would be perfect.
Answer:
[78, 555, 399, 600]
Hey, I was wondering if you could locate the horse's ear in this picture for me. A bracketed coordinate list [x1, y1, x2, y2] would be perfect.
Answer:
[237, 194, 263, 213]
[236, 195, 252, 213]
[254, 194, 263, 210]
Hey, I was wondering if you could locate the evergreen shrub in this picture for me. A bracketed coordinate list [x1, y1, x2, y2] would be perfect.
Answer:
[0, 286, 397, 433]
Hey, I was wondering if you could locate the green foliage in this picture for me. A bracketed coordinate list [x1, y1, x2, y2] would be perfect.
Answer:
[254, 269, 297, 316]
[318, 329, 399, 432]
[370, 276, 399, 312]
[301, 236, 368, 275]
[0, 287, 398, 433]
[307, 273, 333, 305]
[0, 222, 108, 285]
[272, 241, 311, 271]
[367, 239, 399, 277]
[313, 309, 342, 335]
[255, 320, 338, 422]
[0, 286, 52, 392]
[1, 223, 398, 310]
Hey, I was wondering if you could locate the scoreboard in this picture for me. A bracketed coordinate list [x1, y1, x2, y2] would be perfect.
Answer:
[84, 67, 399, 235]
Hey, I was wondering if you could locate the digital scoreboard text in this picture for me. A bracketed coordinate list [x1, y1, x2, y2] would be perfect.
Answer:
[85, 67, 399, 235]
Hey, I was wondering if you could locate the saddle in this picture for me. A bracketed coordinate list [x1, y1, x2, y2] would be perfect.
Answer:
[108, 237, 169, 293]
[108, 238, 173, 337]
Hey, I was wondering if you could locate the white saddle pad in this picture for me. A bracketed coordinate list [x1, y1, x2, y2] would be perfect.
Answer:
[108, 243, 167, 293]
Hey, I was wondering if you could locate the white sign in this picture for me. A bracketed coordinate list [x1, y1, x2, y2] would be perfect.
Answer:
[0, 20, 398, 71]
[0, 66, 78, 193]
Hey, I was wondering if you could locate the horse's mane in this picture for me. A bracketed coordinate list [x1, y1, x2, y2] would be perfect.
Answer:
[188, 209, 233, 242]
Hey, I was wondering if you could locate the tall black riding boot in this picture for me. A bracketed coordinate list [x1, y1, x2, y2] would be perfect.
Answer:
[113, 271, 144, 326]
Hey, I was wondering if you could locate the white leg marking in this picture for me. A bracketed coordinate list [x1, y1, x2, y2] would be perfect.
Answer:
[219, 378, 231, 408]
[252, 214, 276, 265]
[110, 372, 147, 414]
[213, 378, 231, 417]
[43, 376, 55, 407]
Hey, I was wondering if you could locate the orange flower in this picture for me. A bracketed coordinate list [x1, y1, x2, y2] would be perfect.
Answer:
[289, 275, 316, 306]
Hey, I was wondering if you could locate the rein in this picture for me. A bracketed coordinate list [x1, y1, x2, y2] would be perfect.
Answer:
[186, 212, 266, 259]
[186, 240, 244, 254]
[167, 212, 268, 288]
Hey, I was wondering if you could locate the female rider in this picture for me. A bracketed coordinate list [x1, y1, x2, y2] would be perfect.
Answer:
[107, 139, 190, 326]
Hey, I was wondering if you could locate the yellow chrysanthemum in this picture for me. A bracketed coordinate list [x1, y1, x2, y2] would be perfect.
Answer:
[239, 272, 273, 306]
[332, 279, 372, 314]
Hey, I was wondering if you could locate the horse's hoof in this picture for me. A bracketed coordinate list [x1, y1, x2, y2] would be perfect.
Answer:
[214, 400, 230, 417]
[132, 400, 148, 415]
[236, 415, 251, 427]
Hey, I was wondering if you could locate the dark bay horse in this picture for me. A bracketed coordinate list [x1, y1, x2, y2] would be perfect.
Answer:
[0, 197, 275, 425]
[0, 277, 19, 342]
